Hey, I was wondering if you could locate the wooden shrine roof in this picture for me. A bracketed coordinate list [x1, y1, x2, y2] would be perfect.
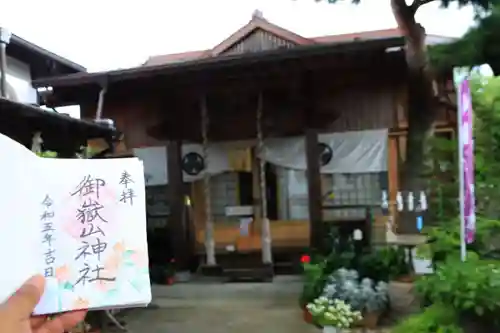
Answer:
[32, 36, 405, 107]
[0, 98, 119, 152]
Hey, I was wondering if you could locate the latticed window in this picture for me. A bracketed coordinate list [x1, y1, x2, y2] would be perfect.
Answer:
[276, 168, 386, 221]
[276, 168, 309, 221]
[145, 185, 170, 230]
[322, 173, 384, 221]
[209, 171, 254, 223]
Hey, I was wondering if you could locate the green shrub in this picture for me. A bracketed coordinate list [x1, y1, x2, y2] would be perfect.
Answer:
[299, 262, 326, 308]
[357, 246, 409, 282]
[393, 304, 462, 333]
[415, 256, 500, 323]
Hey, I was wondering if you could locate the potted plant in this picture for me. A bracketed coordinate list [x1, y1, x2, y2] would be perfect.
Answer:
[306, 297, 362, 333]
[299, 255, 326, 323]
[320, 269, 389, 329]
[357, 278, 389, 328]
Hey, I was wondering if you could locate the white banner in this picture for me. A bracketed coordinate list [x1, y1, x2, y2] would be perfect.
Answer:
[260, 129, 388, 173]
[134, 129, 388, 186]
[133, 144, 232, 186]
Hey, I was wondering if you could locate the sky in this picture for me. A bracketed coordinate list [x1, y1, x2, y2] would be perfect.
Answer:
[0, 0, 476, 73]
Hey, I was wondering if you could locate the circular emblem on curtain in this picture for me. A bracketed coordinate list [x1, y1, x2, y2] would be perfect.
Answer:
[318, 142, 333, 166]
[182, 152, 205, 175]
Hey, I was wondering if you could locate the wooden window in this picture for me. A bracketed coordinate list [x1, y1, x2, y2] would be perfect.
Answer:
[145, 185, 170, 230]
[210, 172, 239, 223]
[321, 173, 385, 221]
[276, 168, 387, 221]
[210, 171, 255, 223]
[276, 168, 309, 220]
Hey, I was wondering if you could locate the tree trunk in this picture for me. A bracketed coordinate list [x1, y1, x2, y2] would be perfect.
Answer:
[391, 0, 439, 234]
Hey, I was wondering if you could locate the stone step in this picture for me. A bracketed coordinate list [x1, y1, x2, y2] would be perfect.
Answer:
[223, 266, 274, 282]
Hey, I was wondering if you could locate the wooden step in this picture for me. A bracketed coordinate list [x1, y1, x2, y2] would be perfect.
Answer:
[222, 265, 274, 282]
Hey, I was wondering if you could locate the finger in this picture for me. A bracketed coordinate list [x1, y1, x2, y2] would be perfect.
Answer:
[30, 315, 48, 329]
[4, 275, 45, 318]
[36, 310, 87, 333]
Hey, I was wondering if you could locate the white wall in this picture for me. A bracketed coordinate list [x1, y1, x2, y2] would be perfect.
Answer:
[4, 55, 37, 103]
[3, 55, 81, 118]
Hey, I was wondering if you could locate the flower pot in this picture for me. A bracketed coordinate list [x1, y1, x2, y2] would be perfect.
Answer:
[322, 326, 338, 333]
[302, 307, 313, 324]
[397, 274, 415, 283]
[362, 311, 380, 329]
[388, 280, 419, 315]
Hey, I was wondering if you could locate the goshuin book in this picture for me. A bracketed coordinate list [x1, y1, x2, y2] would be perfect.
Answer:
[0, 133, 151, 314]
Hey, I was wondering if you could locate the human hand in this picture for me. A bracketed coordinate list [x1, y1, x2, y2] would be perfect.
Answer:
[0, 275, 87, 333]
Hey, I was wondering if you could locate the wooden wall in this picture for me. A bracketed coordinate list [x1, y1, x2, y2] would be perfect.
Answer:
[387, 84, 455, 230]
[222, 29, 296, 56]
[82, 71, 455, 251]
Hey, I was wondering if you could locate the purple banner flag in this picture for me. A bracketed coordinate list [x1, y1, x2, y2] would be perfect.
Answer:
[458, 79, 476, 244]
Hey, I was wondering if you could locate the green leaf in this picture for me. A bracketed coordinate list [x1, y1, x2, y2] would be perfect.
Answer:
[463, 301, 475, 309]
[63, 282, 73, 291]
[123, 250, 135, 259]
[129, 280, 141, 292]
[107, 289, 119, 298]
[476, 306, 484, 316]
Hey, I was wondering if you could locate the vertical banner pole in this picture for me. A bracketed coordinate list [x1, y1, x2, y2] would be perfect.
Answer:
[454, 65, 485, 262]
[453, 68, 467, 262]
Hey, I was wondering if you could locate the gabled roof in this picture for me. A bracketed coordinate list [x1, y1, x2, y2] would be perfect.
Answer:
[143, 10, 460, 68]
[207, 13, 314, 57]
[143, 13, 405, 67]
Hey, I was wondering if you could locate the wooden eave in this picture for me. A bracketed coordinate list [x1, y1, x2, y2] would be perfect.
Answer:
[33, 37, 404, 89]
[0, 98, 118, 152]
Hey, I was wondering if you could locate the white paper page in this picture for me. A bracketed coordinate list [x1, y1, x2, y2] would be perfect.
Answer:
[34, 158, 151, 314]
[0, 134, 43, 303]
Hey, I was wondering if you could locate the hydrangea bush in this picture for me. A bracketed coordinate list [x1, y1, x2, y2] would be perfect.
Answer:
[307, 297, 362, 328]
[321, 268, 389, 313]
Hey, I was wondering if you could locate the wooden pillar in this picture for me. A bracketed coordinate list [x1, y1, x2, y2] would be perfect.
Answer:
[167, 141, 188, 270]
[301, 71, 323, 250]
[305, 129, 323, 250]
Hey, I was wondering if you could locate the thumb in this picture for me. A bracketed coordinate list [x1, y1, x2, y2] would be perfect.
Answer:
[4, 275, 45, 318]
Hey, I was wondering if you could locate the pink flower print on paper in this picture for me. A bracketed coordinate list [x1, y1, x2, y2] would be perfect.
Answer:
[94, 279, 115, 293]
[61, 216, 83, 240]
[56, 265, 71, 282]
[73, 297, 90, 310]
[104, 251, 122, 276]
[113, 241, 125, 255]
[130, 250, 148, 268]
[60, 180, 121, 244]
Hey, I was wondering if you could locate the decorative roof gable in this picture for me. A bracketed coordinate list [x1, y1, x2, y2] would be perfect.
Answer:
[207, 11, 314, 57]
